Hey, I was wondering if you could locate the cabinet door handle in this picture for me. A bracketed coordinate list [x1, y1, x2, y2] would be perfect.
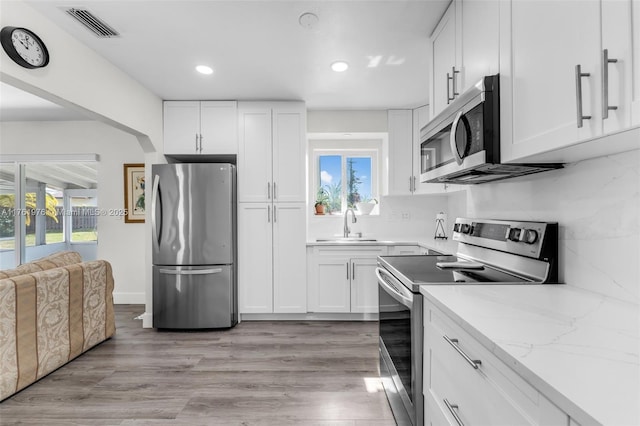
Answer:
[273, 182, 277, 199]
[352, 263, 355, 279]
[346, 263, 350, 280]
[267, 182, 271, 199]
[267, 206, 271, 223]
[444, 335, 482, 369]
[199, 134, 203, 153]
[451, 66, 460, 99]
[195, 133, 199, 153]
[409, 176, 413, 192]
[443, 398, 465, 426]
[447, 72, 453, 104]
[273, 205, 277, 223]
[602, 49, 618, 119]
[413, 176, 417, 192]
[575, 64, 592, 128]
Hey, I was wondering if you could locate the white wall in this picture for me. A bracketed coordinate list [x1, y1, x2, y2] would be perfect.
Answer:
[0, 1, 166, 325]
[308, 194, 451, 241]
[0, 1, 163, 150]
[0, 121, 146, 304]
[463, 150, 640, 304]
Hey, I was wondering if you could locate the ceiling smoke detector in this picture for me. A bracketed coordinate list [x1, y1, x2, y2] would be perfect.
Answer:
[299, 12, 319, 30]
[64, 8, 120, 38]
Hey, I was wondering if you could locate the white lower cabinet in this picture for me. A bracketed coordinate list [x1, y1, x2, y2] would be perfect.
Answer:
[423, 296, 569, 426]
[238, 202, 306, 314]
[307, 246, 387, 314]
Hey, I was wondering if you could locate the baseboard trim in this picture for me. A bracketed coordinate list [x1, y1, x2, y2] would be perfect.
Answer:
[113, 292, 145, 304]
[239, 312, 379, 322]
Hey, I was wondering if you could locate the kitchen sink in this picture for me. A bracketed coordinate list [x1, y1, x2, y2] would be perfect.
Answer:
[315, 238, 377, 242]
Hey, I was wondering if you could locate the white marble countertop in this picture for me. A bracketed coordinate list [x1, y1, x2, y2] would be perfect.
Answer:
[419, 284, 640, 426]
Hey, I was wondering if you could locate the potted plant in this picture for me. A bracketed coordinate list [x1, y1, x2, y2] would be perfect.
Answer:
[314, 188, 330, 215]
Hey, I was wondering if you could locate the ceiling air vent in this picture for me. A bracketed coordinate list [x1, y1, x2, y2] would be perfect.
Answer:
[64, 8, 120, 38]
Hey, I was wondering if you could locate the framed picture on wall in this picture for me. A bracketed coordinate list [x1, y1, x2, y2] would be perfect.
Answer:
[123, 163, 145, 223]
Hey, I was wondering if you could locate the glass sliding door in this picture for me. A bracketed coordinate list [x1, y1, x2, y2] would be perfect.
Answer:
[0, 163, 17, 269]
[0, 159, 98, 266]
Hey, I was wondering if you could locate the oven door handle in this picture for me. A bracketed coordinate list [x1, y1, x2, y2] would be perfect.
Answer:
[376, 267, 413, 309]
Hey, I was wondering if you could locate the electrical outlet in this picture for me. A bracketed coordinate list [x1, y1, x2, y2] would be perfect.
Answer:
[402, 212, 411, 221]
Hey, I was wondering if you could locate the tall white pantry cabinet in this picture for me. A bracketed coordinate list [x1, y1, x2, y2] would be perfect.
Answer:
[237, 102, 307, 314]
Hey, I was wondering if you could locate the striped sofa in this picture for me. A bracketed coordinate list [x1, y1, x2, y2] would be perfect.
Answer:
[0, 251, 115, 401]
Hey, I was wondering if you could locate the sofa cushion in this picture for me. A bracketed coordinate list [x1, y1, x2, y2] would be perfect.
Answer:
[0, 251, 82, 279]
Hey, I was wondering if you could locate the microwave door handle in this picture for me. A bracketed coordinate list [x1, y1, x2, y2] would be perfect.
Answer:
[450, 111, 464, 165]
[376, 267, 413, 309]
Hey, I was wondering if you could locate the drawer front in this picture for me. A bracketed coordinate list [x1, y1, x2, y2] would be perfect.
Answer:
[425, 301, 541, 425]
[425, 387, 455, 426]
[430, 332, 534, 425]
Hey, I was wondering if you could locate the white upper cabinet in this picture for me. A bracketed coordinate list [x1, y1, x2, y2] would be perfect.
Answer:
[238, 102, 306, 203]
[272, 104, 307, 203]
[387, 106, 451, 196]
[430, 2, 459, 119]
[499, 0, 639, 163]
[458, 0, 500, 92]
[429, 0, 499, 119]
[163, 101, 237, 155]
[387, 109, 414, 195]
[601, 0, 636, 133]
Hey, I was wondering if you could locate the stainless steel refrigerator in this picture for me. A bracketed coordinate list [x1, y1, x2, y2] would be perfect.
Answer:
[151, 163, 237, 329]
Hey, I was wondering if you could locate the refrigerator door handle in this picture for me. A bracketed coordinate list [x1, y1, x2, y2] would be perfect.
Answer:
[151, 174, 162, 251]
[158, 268, 223, 275]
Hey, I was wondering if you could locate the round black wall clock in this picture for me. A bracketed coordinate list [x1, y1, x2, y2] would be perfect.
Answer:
[1, 26, 49, 69]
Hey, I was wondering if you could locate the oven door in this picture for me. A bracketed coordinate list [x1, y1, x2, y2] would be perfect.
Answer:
[377, 267, 423, 426]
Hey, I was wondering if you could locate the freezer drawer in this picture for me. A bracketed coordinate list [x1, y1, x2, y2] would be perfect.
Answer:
[153, 265, 237, 329]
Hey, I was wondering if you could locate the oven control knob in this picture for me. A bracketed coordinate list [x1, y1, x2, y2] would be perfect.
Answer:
[507, 227, 522, 242]
[453, 223, 461, 233]
[460, 224, 472, 234]
[523, 229, 538, 244]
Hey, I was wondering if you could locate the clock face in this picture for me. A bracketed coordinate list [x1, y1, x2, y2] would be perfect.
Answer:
[11, 29, 46, 67]
[1, 26, 49, 69]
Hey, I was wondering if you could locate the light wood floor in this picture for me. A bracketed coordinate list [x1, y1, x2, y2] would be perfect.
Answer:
[0, 305, 396, 426]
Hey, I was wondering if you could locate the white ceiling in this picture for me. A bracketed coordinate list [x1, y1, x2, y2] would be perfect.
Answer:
[1, 0, 449, 121]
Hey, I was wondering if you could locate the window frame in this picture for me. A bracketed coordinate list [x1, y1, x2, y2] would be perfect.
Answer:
[307, 132, 389, 220]
[314, 149, 379, 214]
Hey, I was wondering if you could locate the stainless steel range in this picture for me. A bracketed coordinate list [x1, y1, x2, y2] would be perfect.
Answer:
[377, 218, 560, 426]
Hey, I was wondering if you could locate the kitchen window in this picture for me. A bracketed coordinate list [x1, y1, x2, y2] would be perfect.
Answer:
[313, 149, 379, 215]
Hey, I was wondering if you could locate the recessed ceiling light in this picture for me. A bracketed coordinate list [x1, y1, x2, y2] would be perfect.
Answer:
[196, 65, 213, 75]
[331, 61, 349, 72]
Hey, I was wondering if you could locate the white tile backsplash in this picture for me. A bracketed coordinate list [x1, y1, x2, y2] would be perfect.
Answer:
[307, 194, 451, 241]
[465, 150, 640, 303]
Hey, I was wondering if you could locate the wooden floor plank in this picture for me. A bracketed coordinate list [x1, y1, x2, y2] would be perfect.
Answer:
[0, 305, 396, 425]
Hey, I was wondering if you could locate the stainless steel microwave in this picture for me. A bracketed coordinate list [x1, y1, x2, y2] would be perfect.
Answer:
[420, 74, 562, 184]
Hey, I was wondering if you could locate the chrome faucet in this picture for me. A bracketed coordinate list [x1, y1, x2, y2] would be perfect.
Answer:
[343, 208, 357, 238]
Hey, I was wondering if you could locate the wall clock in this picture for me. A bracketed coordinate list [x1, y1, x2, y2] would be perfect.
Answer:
[1, 26, 49, 69]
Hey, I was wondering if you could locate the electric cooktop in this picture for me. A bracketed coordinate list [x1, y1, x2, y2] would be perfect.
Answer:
[378, 255, 532, 292]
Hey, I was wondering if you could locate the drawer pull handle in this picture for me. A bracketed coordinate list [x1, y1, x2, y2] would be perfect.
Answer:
[444, 335, 482, 369]
[443, 398, 465, 426]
